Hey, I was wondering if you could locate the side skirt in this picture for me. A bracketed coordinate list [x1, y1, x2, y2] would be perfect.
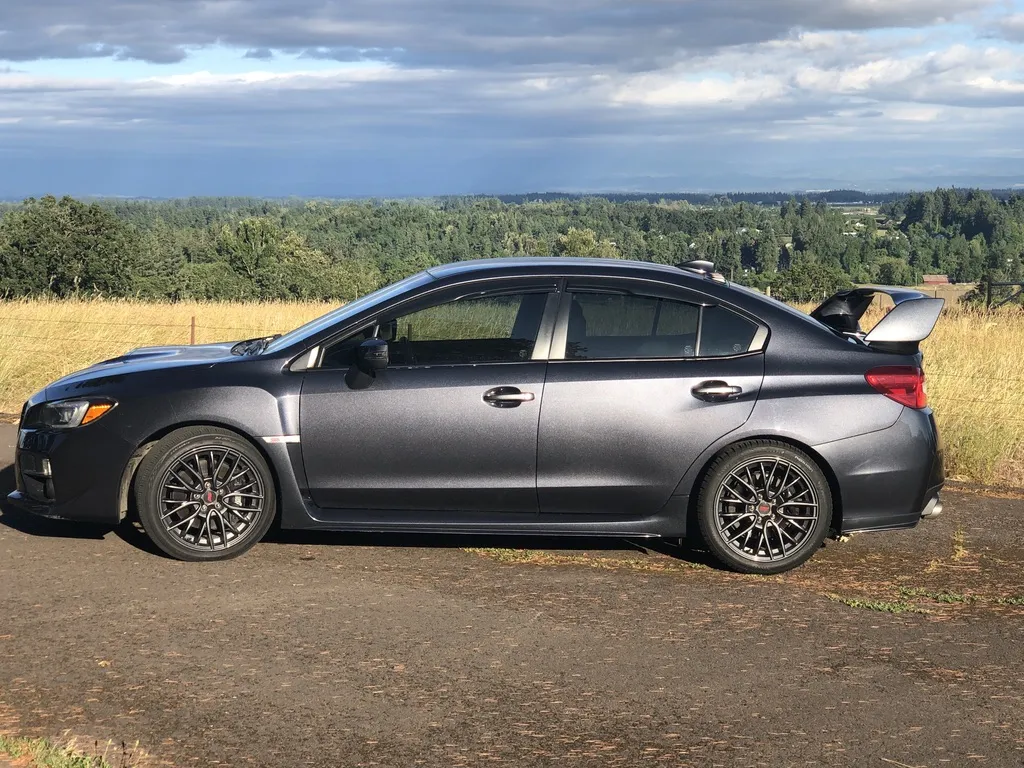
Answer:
[281, 496, 690, 538]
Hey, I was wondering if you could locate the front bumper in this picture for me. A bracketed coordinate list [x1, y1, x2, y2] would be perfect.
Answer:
[8, 423, 133, 525]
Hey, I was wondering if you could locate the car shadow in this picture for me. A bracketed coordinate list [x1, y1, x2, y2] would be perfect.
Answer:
[262, 526, 719, 568]
[0, 460, 164, 554]
[0, 459, 716, 568]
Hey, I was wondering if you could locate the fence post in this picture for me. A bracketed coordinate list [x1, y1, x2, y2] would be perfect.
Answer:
[985, 279, 992, 311]
[190, 316, 196, 345]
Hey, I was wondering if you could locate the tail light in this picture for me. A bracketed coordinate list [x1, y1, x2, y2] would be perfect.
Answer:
[865, 366, 927, 409]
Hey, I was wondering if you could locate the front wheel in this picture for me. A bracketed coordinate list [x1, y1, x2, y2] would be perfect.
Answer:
[134, 426, 277, 561]
[696, 440, 832, 575]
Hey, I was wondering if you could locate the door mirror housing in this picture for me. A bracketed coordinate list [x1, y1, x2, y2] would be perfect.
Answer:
[356, 338, 389, 372]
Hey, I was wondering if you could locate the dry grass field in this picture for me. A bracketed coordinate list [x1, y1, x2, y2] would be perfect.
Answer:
[0, 295, 1021, 486]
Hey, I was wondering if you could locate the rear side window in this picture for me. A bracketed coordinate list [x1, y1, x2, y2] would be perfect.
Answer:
[564, 292, 758, 360]
[566, 293, 700, 360]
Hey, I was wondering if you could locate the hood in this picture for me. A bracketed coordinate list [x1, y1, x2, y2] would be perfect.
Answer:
[44, 341, 239, 396]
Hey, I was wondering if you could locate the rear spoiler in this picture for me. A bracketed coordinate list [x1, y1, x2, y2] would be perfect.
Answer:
[810, 286, 944, 354]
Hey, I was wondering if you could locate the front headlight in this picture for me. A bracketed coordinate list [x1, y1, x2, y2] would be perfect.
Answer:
[39, 398, 116, 429]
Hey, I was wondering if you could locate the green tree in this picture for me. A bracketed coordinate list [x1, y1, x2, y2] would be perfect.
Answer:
[772, 258, 852, 303]
[554, 227, 620, 259]
[0, 196, 141, 297]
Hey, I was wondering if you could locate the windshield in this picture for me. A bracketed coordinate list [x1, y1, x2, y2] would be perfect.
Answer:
[264, 272, 434, 353]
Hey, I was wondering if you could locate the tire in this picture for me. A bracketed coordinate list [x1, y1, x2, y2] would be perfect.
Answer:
[696, 440, 832, 575]
[134, 426, 277, 561]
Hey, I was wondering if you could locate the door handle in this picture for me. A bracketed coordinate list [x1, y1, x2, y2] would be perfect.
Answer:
[692, 380, 743, 401]
[483, 386, 536, 408]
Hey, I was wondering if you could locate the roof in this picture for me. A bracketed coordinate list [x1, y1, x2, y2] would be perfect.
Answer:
[426, 257, 690, 279]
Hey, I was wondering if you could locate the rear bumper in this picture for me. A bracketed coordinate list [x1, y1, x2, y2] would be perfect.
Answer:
[814, 407, 943, 534]
[7, 424, 130, 525]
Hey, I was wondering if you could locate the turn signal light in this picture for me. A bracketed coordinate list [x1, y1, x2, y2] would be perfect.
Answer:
[82, 402, 114, 425]
[865, 366, 927, 409]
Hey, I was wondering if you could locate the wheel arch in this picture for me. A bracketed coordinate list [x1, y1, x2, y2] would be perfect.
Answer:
[117, 420, 283, 524]
[686, 435, 844, 537]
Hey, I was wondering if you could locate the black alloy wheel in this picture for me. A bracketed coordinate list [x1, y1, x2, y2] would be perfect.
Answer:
[135, 426, 276, 561]
[697, 440, 832, 574]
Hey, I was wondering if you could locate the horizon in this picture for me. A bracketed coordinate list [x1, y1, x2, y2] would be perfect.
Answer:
[3, 186, 1023, 205]
[2, 1, 1023, 197]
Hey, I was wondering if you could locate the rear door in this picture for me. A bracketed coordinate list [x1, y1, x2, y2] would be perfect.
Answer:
[537, 279, 766, 515]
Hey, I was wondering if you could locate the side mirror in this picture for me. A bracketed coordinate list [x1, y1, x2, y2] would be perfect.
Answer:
[355, 338, 389, 372]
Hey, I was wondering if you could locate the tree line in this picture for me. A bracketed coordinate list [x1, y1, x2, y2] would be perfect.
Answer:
[1, 188, 1022, 304]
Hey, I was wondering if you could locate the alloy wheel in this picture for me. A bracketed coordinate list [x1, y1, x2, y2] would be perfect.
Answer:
[157, 445, 266, 552]
[713, 456, 819, 563]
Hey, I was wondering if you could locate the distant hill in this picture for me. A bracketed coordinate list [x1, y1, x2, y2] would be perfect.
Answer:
[2, 187, 1021, 207]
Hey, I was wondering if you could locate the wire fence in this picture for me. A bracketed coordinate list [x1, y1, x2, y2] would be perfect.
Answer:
[3, 315, 1024, 391]
[0, 314, 281, 334]
[0, 314, 289, 350]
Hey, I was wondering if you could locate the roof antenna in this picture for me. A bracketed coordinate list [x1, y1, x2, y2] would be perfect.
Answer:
[677, 260, 727, 282]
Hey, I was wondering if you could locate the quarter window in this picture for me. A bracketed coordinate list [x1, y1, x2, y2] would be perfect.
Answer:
[700, 305, 758, 357]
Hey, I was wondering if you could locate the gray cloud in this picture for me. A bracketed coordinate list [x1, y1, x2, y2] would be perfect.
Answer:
[0, 0, 997, 66]
[0, 0, 1020, 196]
[991, 13, 1024, 42]
[243, 48, 275, 60]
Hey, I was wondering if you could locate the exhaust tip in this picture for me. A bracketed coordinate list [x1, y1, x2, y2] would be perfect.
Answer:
[921, 497, 943, 519]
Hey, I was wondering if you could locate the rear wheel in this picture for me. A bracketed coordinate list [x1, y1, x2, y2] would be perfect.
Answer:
[696, 440, 832, 574]
[134, 426, 276, 561]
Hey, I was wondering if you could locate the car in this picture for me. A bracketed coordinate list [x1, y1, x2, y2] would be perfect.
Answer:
[8, 257, 945, 574]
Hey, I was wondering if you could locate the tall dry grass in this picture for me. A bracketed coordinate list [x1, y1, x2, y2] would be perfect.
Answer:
[0, 298, 332, 417]
[1, 296, 1022, 486]
[920, 305, 1024, 486]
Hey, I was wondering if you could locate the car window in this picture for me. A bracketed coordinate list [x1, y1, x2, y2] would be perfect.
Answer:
[700, 305, 758, 356]
[265, 272, 432, 353]
[321, 291, 549, 368]
[564, 292, 759, 360]
[566, 292, 700, 360]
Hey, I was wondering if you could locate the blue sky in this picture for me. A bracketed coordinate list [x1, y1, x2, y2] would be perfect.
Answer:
[1, 0, 1023, 197]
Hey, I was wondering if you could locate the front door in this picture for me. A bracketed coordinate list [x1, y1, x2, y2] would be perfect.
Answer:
[300, 282, 557, 513]
[538, 283, 766, 515]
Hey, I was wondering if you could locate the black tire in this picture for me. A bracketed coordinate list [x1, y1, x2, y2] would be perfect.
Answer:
[696, 440, 832, 575]
[134, 426, 276, 562]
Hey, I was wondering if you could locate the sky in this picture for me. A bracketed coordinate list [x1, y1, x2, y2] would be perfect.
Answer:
[1, 0, 1023, 198]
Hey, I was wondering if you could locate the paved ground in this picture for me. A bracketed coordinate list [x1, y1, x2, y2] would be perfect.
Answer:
[1, 424, 1023, 768]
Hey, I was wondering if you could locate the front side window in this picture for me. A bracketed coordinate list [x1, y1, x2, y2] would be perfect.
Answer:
[564, 291, 758, 360]
[321, 291, 549, 368]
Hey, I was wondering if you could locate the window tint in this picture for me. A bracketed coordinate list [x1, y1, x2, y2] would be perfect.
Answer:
[566, 292, 700, 360]
[700, 305, 758, 356]
[321, 292, 549, 368]
[563, 292, 760, 360]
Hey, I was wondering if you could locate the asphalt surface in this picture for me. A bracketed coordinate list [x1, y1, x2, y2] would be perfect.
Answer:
[1, 423, 1023, 768]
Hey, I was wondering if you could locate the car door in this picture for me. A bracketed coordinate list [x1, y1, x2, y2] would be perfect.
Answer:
[300, 279, 559, 513]
[537, 279, 766, 515]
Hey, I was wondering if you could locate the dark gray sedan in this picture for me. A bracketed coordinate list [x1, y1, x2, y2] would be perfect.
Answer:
[9, 258, 944, 573]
